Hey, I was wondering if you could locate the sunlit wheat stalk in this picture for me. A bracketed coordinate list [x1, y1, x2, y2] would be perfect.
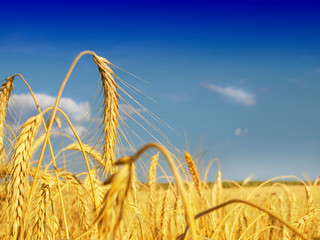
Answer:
[177, 198, 310, 240]
[160, 189, 169, 239]
[148, 152, 159, 237]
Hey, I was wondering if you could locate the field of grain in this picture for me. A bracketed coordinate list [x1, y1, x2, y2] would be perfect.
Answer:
[0, 51, 319, 240]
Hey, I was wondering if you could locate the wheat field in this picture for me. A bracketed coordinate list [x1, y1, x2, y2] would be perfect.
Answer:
[0, 51, 319, 240]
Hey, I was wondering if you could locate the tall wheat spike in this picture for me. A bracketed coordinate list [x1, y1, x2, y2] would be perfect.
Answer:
[93, 55, 119, 173]
[184, 152, 203, 200]
[7, 114, 41, 239]
[0, 77, 14, 163]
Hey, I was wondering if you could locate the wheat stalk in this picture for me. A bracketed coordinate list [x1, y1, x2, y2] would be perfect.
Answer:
[7, 114, 41, 239]
[148, 152, 159, 236]
[160, 189, 169, 239]
[0, 77, 14, 163]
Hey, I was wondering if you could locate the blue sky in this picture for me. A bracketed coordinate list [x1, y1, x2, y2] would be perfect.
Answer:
[0, 0, 320, 180]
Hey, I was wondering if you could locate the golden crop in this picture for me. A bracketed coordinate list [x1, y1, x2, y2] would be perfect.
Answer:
[0, 51, 319, 240]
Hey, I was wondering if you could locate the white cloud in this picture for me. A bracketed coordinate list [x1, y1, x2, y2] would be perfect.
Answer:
[202, 83, 257, 106]
[8, 93, 147, 130]
[234, 128, 248, 136]
[9, 93, 91, 123]
[234, 128, 242, 136]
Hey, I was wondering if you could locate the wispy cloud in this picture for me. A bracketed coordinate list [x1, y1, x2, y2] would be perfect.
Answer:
[163, 92, 189, 103]
[234, 128, 248, 136]
[202, 83, 257, 106]
[257, 88, 268, 94]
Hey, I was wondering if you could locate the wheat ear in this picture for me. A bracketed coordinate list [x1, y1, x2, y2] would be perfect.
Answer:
[0, 77, 14, 163]
[7, 114, 41, 239]
[93, 55, 119, 173]
[97, 161, 132, 240]
[31, 183, 50, 240]
[184, 152, 203, 200]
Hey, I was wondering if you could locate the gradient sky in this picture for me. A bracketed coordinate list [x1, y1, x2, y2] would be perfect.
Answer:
[1, 0, 320, 181]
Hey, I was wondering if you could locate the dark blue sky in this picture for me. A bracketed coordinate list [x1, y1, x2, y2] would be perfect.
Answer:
[1, 0, 320, 180]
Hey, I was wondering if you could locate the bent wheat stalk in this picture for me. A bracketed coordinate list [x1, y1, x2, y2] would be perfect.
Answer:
[28, 51, 96, 213]
[117, 143, 197, 240]
[177, 199, 310, 240]
[28, 51, 116, 223]
[27, 51, 109, 235]
[2, 73, 70, 238]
